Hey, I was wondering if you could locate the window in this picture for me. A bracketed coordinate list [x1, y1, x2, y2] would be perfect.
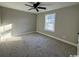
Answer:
[45, 13, 56, 32]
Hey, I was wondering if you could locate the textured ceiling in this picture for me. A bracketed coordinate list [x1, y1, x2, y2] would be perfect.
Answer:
[0, 2, 79, 13]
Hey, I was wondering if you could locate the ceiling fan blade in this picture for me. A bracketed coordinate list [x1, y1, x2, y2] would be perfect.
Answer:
[25, 4, 33, 7]
[38, 7, 46, 10]
[35, 2, 40, 7]
[28, 8, 34, 10]
[36, 8, 39, 12]
[39, 2, 53, 6]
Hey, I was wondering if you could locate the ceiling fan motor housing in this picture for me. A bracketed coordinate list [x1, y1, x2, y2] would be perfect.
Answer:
[33, 2, 40, 8]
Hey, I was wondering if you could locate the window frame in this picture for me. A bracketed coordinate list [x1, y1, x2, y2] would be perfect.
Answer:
[44, 13, 56, 32]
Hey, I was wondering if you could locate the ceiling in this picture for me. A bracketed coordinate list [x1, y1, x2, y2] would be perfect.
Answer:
[0, 2, 79, 13]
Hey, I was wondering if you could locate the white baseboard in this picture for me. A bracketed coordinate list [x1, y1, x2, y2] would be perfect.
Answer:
[15, 31, 36, 36]
[36, 31, 77, 47]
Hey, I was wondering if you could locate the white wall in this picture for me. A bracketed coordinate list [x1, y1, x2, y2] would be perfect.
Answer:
[37, 4, 79, 44]
[0, 7, 1, 26]
[0, 7, 37, 36]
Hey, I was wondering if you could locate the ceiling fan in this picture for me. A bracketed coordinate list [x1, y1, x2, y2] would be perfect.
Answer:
[25, 2, 46, 12]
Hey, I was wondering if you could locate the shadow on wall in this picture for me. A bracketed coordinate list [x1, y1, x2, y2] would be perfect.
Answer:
[0, 24, 21, 42]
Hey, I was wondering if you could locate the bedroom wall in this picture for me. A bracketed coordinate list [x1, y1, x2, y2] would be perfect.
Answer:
[0, 4, 79, 45]
[0, 7, 1, 26]
[36, 4, 79, 44]
[0, 7, 37, 36]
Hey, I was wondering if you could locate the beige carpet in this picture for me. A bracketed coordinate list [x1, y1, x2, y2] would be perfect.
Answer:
[0, 32, 77, 57]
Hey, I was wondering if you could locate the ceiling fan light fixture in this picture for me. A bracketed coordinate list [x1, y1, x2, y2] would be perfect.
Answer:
[25, 2, 47, 12]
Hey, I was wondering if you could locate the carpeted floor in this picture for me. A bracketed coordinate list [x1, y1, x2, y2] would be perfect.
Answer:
[0, 32, 77, 57]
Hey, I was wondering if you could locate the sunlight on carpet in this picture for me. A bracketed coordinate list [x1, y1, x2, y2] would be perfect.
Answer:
[0, 24, 21, 42]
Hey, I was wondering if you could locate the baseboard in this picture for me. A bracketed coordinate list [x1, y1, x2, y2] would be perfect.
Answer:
[36, 31, 77, 47]
[15, 31, 36, 36]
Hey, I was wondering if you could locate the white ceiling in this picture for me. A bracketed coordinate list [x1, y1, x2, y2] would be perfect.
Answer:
[0, 2, 79, 13]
